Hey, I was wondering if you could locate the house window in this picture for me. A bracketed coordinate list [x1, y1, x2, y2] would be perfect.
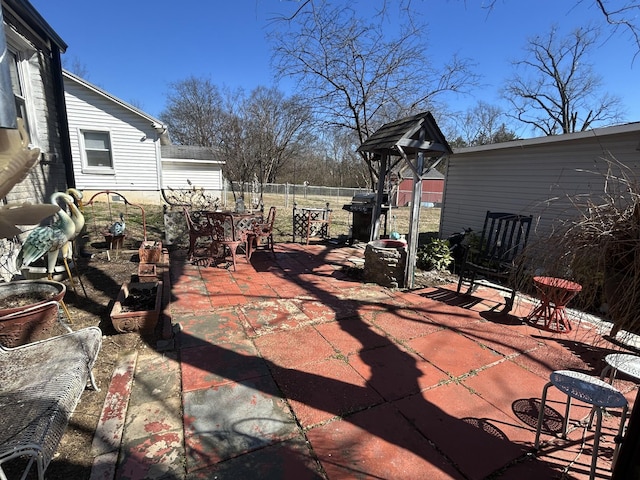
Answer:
[81, 130, 114, 171]
[7, 49, 31, 140]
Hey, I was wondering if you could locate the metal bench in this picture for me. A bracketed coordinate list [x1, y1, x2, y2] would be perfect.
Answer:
[0, 320, 102, 480]
[457, 211, 533, 313]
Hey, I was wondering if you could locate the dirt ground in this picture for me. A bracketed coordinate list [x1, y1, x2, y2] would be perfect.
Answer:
[5, 237, 455, 479]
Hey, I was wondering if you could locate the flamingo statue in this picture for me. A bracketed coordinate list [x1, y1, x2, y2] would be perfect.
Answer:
[65, 188, 84, 239]
[63, 188, 87, 296]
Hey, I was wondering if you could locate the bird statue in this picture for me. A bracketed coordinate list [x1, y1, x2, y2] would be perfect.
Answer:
[110, 212, 125, 237]
[15, 191, 76, 321]
[16, 191, 76, 279]
[61, 188, 87, 296]
[65, 188, 84, 241]
[107, 212, 125, 259]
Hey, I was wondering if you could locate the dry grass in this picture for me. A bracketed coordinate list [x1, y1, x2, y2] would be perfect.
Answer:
[257, 193, 442, 244]
[81, 193, 442, 251]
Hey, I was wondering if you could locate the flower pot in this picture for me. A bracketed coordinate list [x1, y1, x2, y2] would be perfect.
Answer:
[0, 280, 66, 347]
[139, 241, 162, 264]
[110, 281, 162, 334]
[137, 263, 157, 282]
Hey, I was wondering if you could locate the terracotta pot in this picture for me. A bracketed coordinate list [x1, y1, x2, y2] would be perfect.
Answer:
[110, 281, 162, 334]
[0, 280, 66, 347]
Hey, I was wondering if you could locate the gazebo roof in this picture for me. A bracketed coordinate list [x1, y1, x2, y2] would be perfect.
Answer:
[357, 111, 452, 157]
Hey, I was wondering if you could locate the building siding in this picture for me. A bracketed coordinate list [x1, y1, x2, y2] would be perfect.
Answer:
[3, 8, 68, 205]
[64, 80, 161, 192]
[440, 127, 640, 246]
[161, 161, 223, 191]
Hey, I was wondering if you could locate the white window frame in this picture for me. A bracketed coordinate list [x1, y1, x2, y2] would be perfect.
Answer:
[5, 29, 38, 146]
[79, 129, 115, 174]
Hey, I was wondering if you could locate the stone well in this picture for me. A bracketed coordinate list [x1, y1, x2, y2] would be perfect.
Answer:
[363, 239, 407, 288]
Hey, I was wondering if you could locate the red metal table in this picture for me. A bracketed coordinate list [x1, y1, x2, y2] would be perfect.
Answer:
[527, 276, 582, 333]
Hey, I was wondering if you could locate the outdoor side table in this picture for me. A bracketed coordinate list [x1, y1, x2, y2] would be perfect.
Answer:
[535, 370, 628, 480]
[600, 353, 640, 384]
[527, 276, 582, 333]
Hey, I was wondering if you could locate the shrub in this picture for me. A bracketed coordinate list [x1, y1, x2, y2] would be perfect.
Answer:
[416, 238, 453, 271]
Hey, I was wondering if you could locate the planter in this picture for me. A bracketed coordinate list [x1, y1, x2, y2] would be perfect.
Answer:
[364, 239, 408, 288]
[0, 280, 66, 347]
[110, 281, 162, 334]
[139, 240, 162, 264]
[137, 263, 157, 282]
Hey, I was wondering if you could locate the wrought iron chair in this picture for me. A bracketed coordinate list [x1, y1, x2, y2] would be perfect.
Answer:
[456, 211, 533, 313]
[207, 212, 242, 271]
[248, 206, 276, 259]
[183, 207, 213, 260]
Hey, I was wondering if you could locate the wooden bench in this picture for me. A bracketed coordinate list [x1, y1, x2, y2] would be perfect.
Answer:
[0, 321, 102, 480]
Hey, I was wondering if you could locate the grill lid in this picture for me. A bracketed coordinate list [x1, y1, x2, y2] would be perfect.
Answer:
[351, 192, 376, 204]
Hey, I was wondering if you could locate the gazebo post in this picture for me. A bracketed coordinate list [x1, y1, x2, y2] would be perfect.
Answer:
[405, 136, 425, 289]
[370, 153, 388, 241]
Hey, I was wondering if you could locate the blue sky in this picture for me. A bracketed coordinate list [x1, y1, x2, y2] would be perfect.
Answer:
[30, 0, 639, 138]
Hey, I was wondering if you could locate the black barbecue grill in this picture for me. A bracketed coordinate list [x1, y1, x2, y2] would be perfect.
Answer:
[342, 192, 389, 243]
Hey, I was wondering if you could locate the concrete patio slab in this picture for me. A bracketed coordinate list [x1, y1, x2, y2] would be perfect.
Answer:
[182, 375, 298, 471]
[93, 243, 638, 480]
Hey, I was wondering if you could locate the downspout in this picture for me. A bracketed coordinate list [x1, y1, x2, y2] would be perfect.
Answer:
[153, 123, 167, 198]
[50, 44, 75, 188]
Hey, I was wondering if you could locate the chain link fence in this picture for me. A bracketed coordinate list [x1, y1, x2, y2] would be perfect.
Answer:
[228, 182, 369, 208]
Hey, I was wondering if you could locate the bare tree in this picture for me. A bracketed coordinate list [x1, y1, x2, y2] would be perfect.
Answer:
[480, 0, 640, 56]
[449, 101, 518, 147]
[162, 81, 314, 200]
[62, 56, 90, 79]
[503, 25, 625, 135]
[160, 76, 224, 146]
[243, 87, 313, 188]
[271, 0, 478, 187]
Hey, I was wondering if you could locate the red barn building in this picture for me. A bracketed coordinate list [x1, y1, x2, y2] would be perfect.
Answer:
[394, 168, 444, 207]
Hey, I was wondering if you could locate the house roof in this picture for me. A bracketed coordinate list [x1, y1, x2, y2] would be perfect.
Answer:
[452, 121, 640, 155]
[358, 111, 452, 157]
[62, 70, 166, 132]
[161, 145, 224, 164]
[4, 0, 67, 51]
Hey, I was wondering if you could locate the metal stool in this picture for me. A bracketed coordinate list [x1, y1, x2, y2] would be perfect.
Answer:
[600, 353, 640, 384]
[535, 370, 628, 480]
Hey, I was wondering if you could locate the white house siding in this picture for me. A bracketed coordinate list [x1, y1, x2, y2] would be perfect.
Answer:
[440, 124, 640, 245]
[64, 80, 161, 194]
[161, 160, 223, 191]
[3, 9, 68, 204]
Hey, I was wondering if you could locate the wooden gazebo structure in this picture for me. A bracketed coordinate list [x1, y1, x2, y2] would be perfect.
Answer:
[357, 111, 452, 288]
